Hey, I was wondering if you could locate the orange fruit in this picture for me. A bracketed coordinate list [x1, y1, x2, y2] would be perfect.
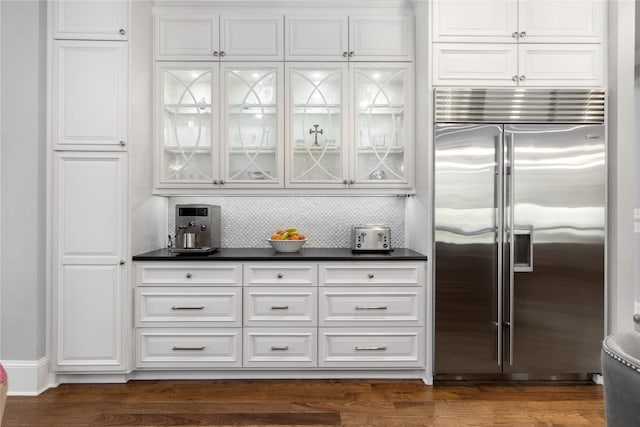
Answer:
[270, 234, 281, 240]
[276, 229, 285, 235]
[289, 235, 299, 240]
[298, 233, 306, 240]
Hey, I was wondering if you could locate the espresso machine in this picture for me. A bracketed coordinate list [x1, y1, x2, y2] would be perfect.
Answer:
[171, 204, 221, 253]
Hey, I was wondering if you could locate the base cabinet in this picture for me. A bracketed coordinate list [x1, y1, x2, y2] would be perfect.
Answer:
[134, 260, 427, 373]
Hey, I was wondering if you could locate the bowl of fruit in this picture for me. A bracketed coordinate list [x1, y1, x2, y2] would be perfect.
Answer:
[268, 227, 307, 252]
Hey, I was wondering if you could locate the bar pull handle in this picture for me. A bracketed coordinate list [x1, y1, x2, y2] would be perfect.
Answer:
[271, 346, 289, 351]
[171, 306, 205, 311]
[355, 346, 387, 351]
[172, 346, 205, 351]
[355, 306, 388, 310]
[513, 226, 534, 272]
[270, 305, 289, 310]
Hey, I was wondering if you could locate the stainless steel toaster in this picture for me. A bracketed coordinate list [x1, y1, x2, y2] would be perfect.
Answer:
[351, 225, 392, 252]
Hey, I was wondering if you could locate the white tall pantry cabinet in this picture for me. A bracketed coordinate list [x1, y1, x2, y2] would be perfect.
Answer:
[49, 1, 130, 372]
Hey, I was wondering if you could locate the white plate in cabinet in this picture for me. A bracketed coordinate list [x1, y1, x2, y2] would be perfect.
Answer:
[243, 328, 317, 368]
[319, 287, 424, 327]
[136, 262, 242, 286]
[319, 327, 424, 368]
[136, 328, 241, 368]
[319, 263, 423, 286]
[244, 264, 316, 286]
[135, 287, 241, 327]
[244, 287, 317, 326]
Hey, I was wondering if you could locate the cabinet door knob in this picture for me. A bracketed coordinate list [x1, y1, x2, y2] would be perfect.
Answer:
[512, 31, 519, 38]
[213, 51, 219, 57]
[349, 179, 355, 185]
[343, 179, 349, 185]
[512, 75, 518, 81]
[349, 51, 355, 57]
[119, 29, 126, 36]
[343, 51, 348, 57]
[213, 180, 219, 185]
[119, 140, 126, 146]
[519, 75, 526, 81]
[277, 273, 283, 279]
[186, 273, 192, 278]
[519, 31, 526, 38]
[220, 51, 226, 57]
[368, 273, 375, 279]
[220, 180, 225, 185]
[634, 314, 640, 324]
[119, 259, 125, 265]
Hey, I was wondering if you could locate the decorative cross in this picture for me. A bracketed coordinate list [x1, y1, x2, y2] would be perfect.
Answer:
[309, 124, 323, 147]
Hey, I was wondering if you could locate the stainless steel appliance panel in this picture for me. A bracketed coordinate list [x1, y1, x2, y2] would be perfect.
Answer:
[503, 124, 605, 373]
[434, 123, 503, 374]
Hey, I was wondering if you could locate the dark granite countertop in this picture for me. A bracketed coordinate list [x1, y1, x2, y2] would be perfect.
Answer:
[132, 247, 427, 261]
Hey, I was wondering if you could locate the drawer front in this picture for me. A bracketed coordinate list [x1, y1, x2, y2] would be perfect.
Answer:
[319, 327, 424, 368]
[319, 287, 424, 327]
[244, 287, 317, 326]
[243, 328, 317, 367]
[136, 262, 242, 286]
[136, 328, 241, 368]
[244, 264, 316, 286]
[136, 287, 241, 327]
[319, 262, 423, 286]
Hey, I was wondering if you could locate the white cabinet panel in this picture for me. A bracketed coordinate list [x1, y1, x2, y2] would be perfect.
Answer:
[319, 287, 424, 327]
[432, 0, 517, 43]
[319, 263, 423, 286]
[244, 287, 317, 326]
[244, 328, 317, 367]
[319, 327, 424, 368]
[221, 16, 283, 60]
[136, 328, 242, 368]
[244, 264, 317, 286]
[52, 0, 129, 40]
[137, 262, 242, 286]
[518, 0, 606, 43]
[136, 286, 242, 327]
[433, 43, 518, 86]
[349, 16, 413, 61]
[285, 16, 349, 61]
[53, 41, 128, 150]
[155, 14, 219, 60]
[518, 44, 604, 87]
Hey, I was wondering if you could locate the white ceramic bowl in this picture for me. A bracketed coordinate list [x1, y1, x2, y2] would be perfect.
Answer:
[267, 239, 307, 253]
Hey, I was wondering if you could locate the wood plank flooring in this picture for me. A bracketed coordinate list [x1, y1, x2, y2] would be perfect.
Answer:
[2, 379, 605, 426]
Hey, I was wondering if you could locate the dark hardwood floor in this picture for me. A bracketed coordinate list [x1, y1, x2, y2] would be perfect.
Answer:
[2, 379, 605, 426]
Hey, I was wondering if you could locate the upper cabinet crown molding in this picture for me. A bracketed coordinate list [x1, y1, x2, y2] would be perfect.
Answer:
[153, 0, 413, 7]
[52, 0, 130, 41]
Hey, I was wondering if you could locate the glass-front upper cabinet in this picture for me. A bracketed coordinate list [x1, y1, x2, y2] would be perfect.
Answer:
[287, 64, 348, 188]
[156, 63, 218, 188]
[221, 64, 284, 188]
[353, 63, 412, 187]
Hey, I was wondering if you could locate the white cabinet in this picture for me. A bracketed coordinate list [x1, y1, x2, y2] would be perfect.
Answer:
[286, 63, 413, 189]
[155, 13, 283, 61]
[53, 40, 128, 150]
[52, 0, 129, 40]
[285, 15, 413, 62]
[155, 62, 284, 189]
[52, 152, 128, 372]
[432, 0, 605, 43]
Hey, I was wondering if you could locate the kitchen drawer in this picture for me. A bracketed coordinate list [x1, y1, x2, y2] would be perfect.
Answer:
[319, 287, 424, 327]
[244, 263, 316, 286]
[319, 327, 424, 368]
[319, 262, 424, 286]
[244, 287, 317, 326]
[136, 328, 241, 368]
[136, 262, 242, 286]
[136, 287, 241, 327]
[243, 328, 317, 368]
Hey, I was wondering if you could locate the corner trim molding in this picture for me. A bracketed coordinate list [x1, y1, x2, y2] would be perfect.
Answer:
[1, 357, 54, 396]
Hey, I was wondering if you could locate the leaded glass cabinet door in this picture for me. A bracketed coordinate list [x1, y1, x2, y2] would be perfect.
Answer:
[352, 63, 413, 188]
[221, 63, 283, 188]
[156, 63, 218, 188]
[286, 63, 348, 188]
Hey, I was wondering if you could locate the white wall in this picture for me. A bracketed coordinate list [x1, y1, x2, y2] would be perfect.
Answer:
[0, 0, 46, 360]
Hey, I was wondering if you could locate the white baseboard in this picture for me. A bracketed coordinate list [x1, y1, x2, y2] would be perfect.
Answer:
[1, 358, 53, 396]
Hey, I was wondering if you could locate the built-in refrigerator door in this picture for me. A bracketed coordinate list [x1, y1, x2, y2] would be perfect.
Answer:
[434, 123, 504, 374]
[503, 124, 605, 374]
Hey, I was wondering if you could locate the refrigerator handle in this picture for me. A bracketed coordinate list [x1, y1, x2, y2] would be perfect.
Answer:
[495, 132, 504, 368]
[505, 132, 515, 367]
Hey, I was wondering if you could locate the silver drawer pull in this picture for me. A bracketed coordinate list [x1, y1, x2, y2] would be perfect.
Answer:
[277, 273, 284, 279]
[270, 346, 289, 351]
[368, 273, 375, 279]
[171, 306, 205, 311]
[270, 305, 289, 310]
[355, 346, 387, 351]
[172, 346, 205, 351]
[355, 306, 388, 310]
[186, 273, 192, 279]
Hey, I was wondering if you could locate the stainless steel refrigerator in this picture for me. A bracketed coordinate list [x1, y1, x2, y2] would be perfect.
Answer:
[433, 88, 605, 377]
